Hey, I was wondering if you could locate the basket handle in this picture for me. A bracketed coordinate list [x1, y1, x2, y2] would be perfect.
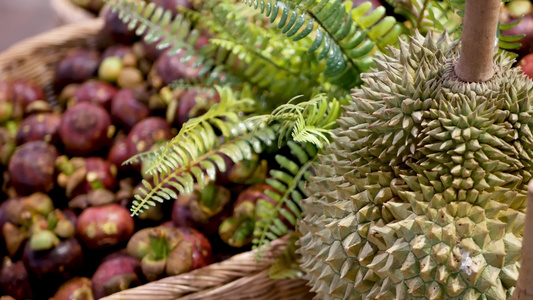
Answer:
[511, 180, 533, 300]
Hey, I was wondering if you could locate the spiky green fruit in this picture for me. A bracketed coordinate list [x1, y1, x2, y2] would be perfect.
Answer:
[298, 31, 533, 300]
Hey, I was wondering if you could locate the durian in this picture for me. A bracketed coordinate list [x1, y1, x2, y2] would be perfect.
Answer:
[297, 1, 533, 299]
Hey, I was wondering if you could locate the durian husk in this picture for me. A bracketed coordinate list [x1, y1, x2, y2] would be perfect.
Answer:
[298, 30, 533, 300]
[511, 181, 533, 300]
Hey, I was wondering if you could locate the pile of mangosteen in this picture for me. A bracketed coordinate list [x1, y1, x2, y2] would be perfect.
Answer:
[0, 2, 280, 299]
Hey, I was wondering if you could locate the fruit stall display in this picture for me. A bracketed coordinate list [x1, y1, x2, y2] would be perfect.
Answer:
[3, 0, 533, 299]
[0, 16, 315, 300]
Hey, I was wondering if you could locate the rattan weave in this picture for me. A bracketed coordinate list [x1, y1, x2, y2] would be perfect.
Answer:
[0, 20, 314, 300]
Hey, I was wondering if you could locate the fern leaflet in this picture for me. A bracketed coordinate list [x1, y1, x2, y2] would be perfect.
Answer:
[252, 141, 317, 255]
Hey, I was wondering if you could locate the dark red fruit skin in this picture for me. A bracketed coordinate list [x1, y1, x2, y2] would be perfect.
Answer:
[0, 200, 21, 234]
[140, 38, 164, 61]
[171, 184, 231, 236]
[214, 153, 263, 185]
[150, 0, 193, 16]
[76, 204, 134, 249]
[108, 136, 135, 172]
[152, 51, 201, 86]
[233, 184, 278, 208]
[59, 102, 113, 156]
[15, 113, 62, 145]
[23, 238, 83, 280]
[72, 81, 118, 110]
[0, 258, 32, 300]
[8, 141, 58, 195]
[91, 256, 142, 299]
[103, 10, 138, 44]
[0, 82, 14, 104]
[0, 81, 19, 121]
[74, 157, 118, 196]
[102, 45, 134, 60]
[176, 227, 213, 269]
[520, 53, 533, 79]
[54, 49, 101, 89]
[11, 80, 45, 113]
[0, 127, 16, 168]
[127, 117, 172, 154]
[175, 89, 220, 127]
[51, 277, 93, 300]
[111, 90, 150, 131]
[233, 184, 291, 226]
[352, 0, 382, 10]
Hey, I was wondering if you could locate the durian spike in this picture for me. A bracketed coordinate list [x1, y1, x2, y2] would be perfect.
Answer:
[511, 180, 533, 300]
[454, 0, 501, 82]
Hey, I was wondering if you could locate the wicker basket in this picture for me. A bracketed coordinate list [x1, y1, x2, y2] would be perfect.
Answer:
[50, 0, 97, 25]
[0, 20, 313, 300]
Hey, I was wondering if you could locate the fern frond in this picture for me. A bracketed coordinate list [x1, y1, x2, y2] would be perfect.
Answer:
[248, 93, 342, 148]
[243, 0, 403, 88]
[252, 141, 317, 255]
[125, 86, 255, 175]
[268, 232, 304, 278]
[105, 0, 245, 89]
[130, 119, 278, 216]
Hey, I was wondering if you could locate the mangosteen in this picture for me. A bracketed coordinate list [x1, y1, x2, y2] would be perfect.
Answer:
[172, 88, 220, 127]
[167, 227, 212, 275]
[59, 102, 113, 156]
[72, 80, 118, 109]
[102, 10, 138, 44]
[11, 79, 45, 115]
[0, 258, 32, 300]
[23, 238, 83, 281]
[54, 49, 101, 89]
[77, 204, 134, 249]
[110, 89, 149, 131]
[171, 182, 231, 235]
[91, 255, 142, 299]
[127, 117, 172, 154]
[0, 81, 14, 104]
[215, 153, 267, 185]
[57, 84, 79, 107]
[8, 141, 58, 195]
[102, 45, 135, 62]
[51, 277, 93, 300]
[108, 135, 135, 172]
[219, 183, 283, 247]
[15, 113, 62, 145]
[81, 157, 118, 194]
[150, 50, 201, 87]
[520, 53, 533, 79]
[0, 126, 17, 166]
[126, 226, 212, 279]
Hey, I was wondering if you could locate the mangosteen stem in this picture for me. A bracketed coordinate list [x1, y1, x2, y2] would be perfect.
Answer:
[149, 233, 170, 261]
[200, 183, 217, 211]
[454, 0, 501, 82]
[511, 181, 533, 300]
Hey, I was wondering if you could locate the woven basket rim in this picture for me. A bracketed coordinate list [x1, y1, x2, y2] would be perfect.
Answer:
[0, 19, 312, 300]
[49, 0, 96, 24]
[0, 18, 103, 59]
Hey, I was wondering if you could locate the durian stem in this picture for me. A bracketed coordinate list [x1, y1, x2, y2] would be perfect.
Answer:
[512, 180, 533, 300]
[454, 0, 500, 82]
